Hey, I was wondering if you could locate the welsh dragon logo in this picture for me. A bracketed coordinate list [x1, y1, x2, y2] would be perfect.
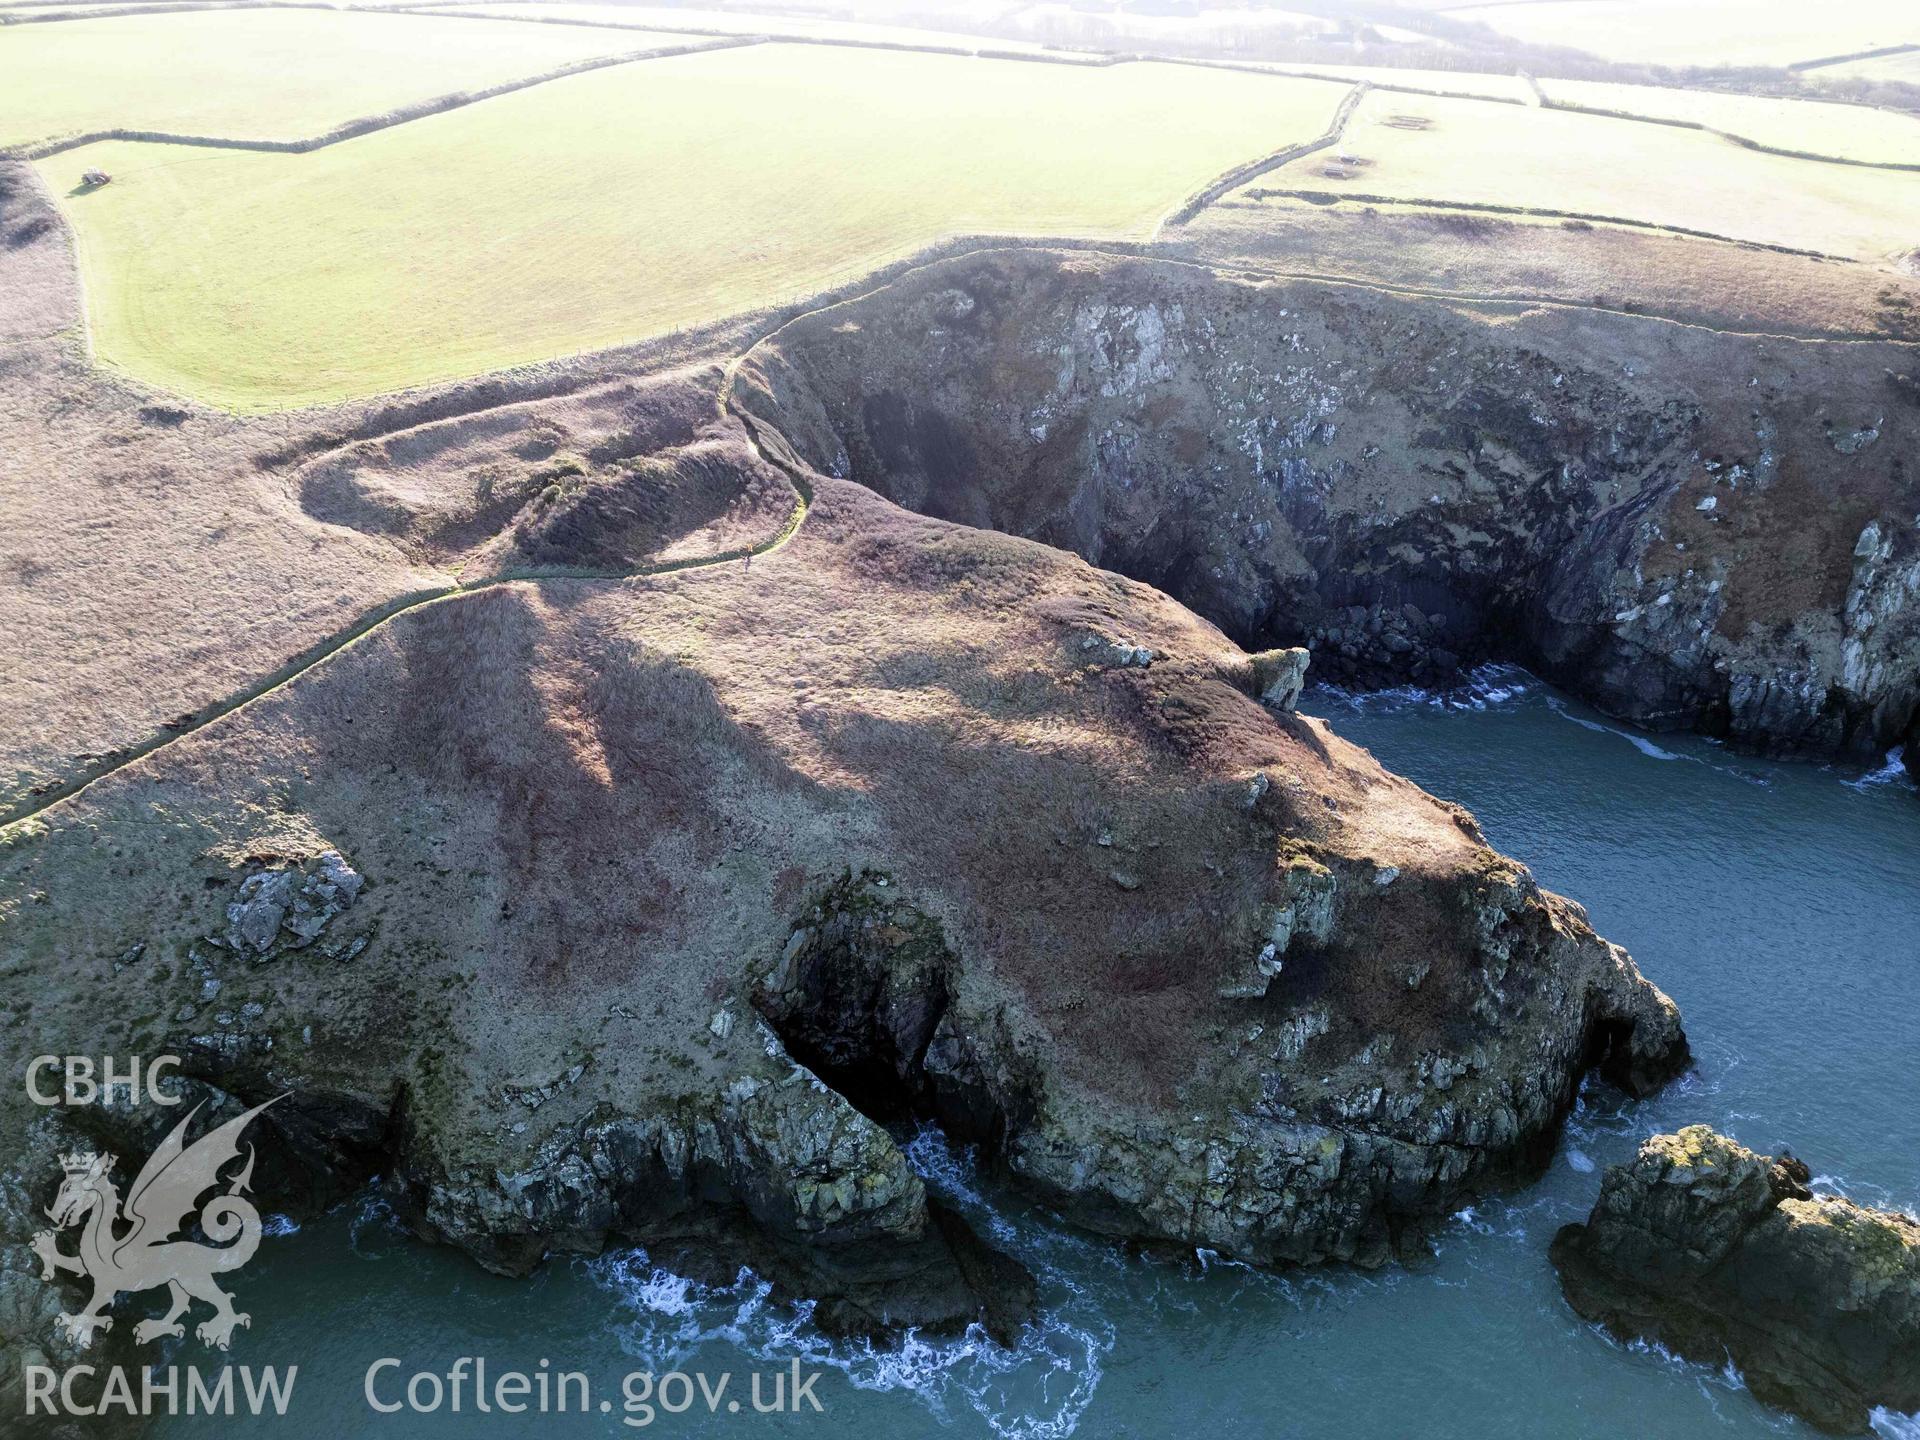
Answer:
[31, 1096, 283, 1351]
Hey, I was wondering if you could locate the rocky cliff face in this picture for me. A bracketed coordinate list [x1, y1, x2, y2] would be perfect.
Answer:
[737, 249, 1920, 765]
[758, 864, 1681, 1270]
[0, 462, 1684, 1406]
[1552, 1127, 1920, 1434]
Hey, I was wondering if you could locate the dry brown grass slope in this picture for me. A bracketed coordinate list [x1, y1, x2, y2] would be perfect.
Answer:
[0, 159, 797, 821]
[1, 463, 1682, 1317]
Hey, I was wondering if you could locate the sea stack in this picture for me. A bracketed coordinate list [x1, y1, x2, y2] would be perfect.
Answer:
[1552, 1126, 1920, 1434]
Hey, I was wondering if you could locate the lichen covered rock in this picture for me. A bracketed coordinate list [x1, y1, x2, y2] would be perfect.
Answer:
[1248, 646, 1311, 712]
[1552, 1127, 1920, 1434]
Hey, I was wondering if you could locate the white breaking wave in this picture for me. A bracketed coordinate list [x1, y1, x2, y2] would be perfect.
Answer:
[588, 1127, 1113, 1440]
[1545, 696, 1688, 762]
[1312, 663, 1536, 714]
[348, 1185, 404, 1256]
[1807, 1171, 1919, 1222]
[1872, 1407, 1920, 1439]
[1845, 746, 1912, 792]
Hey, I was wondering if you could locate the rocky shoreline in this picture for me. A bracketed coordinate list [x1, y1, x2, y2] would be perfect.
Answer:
[758, 866, 1684, 1270]
[1, 465, 1688, 1419]
[1553, 1127, 1920, 1435]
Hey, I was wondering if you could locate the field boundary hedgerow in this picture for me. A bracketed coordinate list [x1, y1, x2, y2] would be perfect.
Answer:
[6, 36, 752, 159]
[1158, 80, 1368, 232]
[1234, 188, 1863, 263]
[8, 3, 1914, 178]
[1788, 42, 1920, 73]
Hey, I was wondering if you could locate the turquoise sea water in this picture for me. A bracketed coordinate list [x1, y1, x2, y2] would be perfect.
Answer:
[151, 673, 1920, 1440]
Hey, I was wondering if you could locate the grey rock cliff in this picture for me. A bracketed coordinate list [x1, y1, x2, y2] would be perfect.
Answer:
[738, 249, 1920, 765]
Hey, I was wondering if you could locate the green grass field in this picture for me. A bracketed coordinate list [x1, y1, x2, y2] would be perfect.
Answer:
[1446, 0, 1916, 67]
[1536, 79, 1920, 167]
[0, 8, 691, 148]
[420, 3, 1060, 52]
[1821, 49, 1920, 85]
[37, 45, 1348, 407]
[1240, 89, 1920, 261]
[1255, 62, 1533, 104]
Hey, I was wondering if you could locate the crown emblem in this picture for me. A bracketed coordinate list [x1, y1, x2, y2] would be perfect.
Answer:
[57, 1150, 107, 1177]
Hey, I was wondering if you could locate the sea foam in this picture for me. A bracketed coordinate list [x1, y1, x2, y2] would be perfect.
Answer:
[588, 1126, 1112, 1440]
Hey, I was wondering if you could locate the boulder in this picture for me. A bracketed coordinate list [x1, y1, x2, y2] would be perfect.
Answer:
[1248, 646, 1311, 712]
[1551, 1126, 1920, 1434]
[222, 849, 364, 958]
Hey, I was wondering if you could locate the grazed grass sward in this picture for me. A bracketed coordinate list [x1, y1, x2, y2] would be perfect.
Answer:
[1820, 49, 1920, 85]
[1446, 0, 1916, 68]
[418, 2, 1062, 54]
[0, 7, 697, 148]
[1244, 89, 1920, 262]
[1536, 79, 1920, 168]
[35, 45, 1349, 408]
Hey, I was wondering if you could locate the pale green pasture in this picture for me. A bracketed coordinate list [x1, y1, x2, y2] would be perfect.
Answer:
[40, 44, 1349, 406]
[0, 7, 690, 147]
[1538, 78, 1920, 166]
[1242, 88, 1920, 260]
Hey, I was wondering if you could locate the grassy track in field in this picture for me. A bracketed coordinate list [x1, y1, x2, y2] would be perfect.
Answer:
[37, 45, 1348, 408]
[1445, 0, 1915, 68]
[1536, 79, 1920, 168]
[1242, 90, 1920, 261]
[0, 8, 694, 148]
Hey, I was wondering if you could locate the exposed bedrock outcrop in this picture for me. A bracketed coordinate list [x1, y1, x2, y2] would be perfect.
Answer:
[0, 473, 1684, 1397]
[757, 862, 1683, 1269]
[1552, 1127, 1920, 1434]
[735, 249, 1920, 763]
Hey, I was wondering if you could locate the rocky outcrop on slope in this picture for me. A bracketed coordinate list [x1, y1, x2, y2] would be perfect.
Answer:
[736, 248, 1920, 765]
[1552, 1127, 1920, 1434]
[1249, 646, 1311, 711]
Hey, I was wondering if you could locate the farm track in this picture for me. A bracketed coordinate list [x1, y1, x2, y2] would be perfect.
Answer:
[8, 223, 1911, 839]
